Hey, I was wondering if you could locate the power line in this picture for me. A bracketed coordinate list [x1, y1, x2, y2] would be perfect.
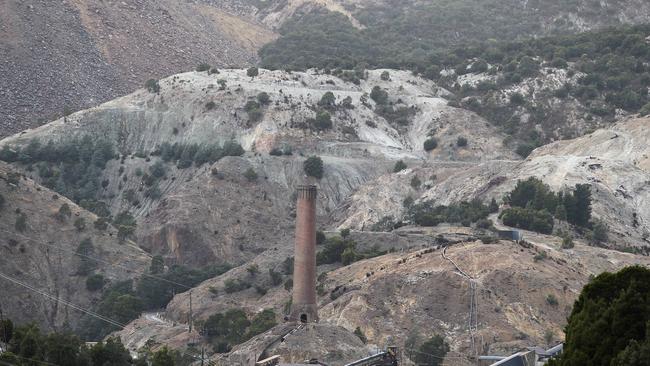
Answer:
[6, 354, 60, 366]
[0, 228, 194, 290]
[0, 271, 125, 329]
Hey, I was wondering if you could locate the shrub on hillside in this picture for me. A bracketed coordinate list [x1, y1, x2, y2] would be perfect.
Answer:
[15, 213, 27, 232]
[318, 92, 337, 109]
[257, 92, 270, 105]
[639, 102, 650, 116]
[247, 67, 259, 77]
[86, 274, 105, 291]
[310, 111, 332, 130]
[243, 168, 258, 182]
[423, 138, 438, 151]
[74, 217, 86, 231]
[393, 160, 407, 172]
[245, 101, 263, 122]
[145, 79, 160, 93]
[196, 63, 211, 72]
[304, 156, 324, 179]
[500, 207, 554, 234]
[370, 86, 389, 105]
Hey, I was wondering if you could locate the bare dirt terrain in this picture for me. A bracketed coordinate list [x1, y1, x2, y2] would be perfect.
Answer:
[0, 0, 276, 138]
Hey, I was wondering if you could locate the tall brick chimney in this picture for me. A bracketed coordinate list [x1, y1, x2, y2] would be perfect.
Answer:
[290, 185, 319, 323]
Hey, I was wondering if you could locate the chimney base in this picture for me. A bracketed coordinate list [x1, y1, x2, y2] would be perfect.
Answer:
[289, 304, 319, 323]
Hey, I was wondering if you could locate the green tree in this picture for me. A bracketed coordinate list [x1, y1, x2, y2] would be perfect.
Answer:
[340, 228, 351, 238]
[318, 92, 337, 109]
[150, 255, 165, 274]
[74, 217, 86, 231]
[243, 168, 258, 182]
[423, 138, 438, 151]
[561, 235, 574, 249]
[489, 198, 499, 213]
[221, 309, 251, 344]
[456, 136, 468, 147]
[244, 101, 263, 122]
[114, 211, 137, 241]
[304, 156, 324, 179]
[590, 219, 609, 244]
[269, 268, 283, 286]
[410, 176, 421, 189]
[151, 346, 176, 366]
[510, 92, 526, 106]
[640, 102, 650, 116]
[370, 86, 389, 105]
[145, 79, 160, 93]
[15, 213, 27, 232]
[150, 161, 166, 179]
[414, 335, 450, 366]
[57, 203, 72, 221]
[550, 266, 650, 366]
[247, 309, 277, 338]
[500, 207, 554, 234]
[354, 327, 368, 343]
[0, 318, 13, 343]
[571, 184, 592, 227]
[610, 332, 650, 366]
[341, 246, 358, 265]
[257, 92, 271, 105]
[247, 67, 259, 78]
[380, 71, 390, 81]
[196, 63, 211, 72]
[247, 264, 260, 276]
[90, 337, 133, 366]
[312, 111, 332, 130]
[393, 160, 407, 173]
[86, 274, 105, 291]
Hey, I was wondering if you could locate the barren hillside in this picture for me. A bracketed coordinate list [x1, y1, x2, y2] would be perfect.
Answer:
[0, 0, 276, 138]
[0, 161, 151, 331]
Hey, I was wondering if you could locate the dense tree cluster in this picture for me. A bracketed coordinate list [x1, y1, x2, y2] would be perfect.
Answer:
[0, 137, 114, 205]
[260, 7, 650, 143]
[500, 177, 593, 234]
[260, 1, 641, 72]
[202, 309, 276, 353]
[407, 200, 492, 227]
[0, 320, 179, 366]
[157, 140, 245, 169]
[317, 234, 385, 266]
[549, 266, 650, 366]
[80, 257, 230, 341]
